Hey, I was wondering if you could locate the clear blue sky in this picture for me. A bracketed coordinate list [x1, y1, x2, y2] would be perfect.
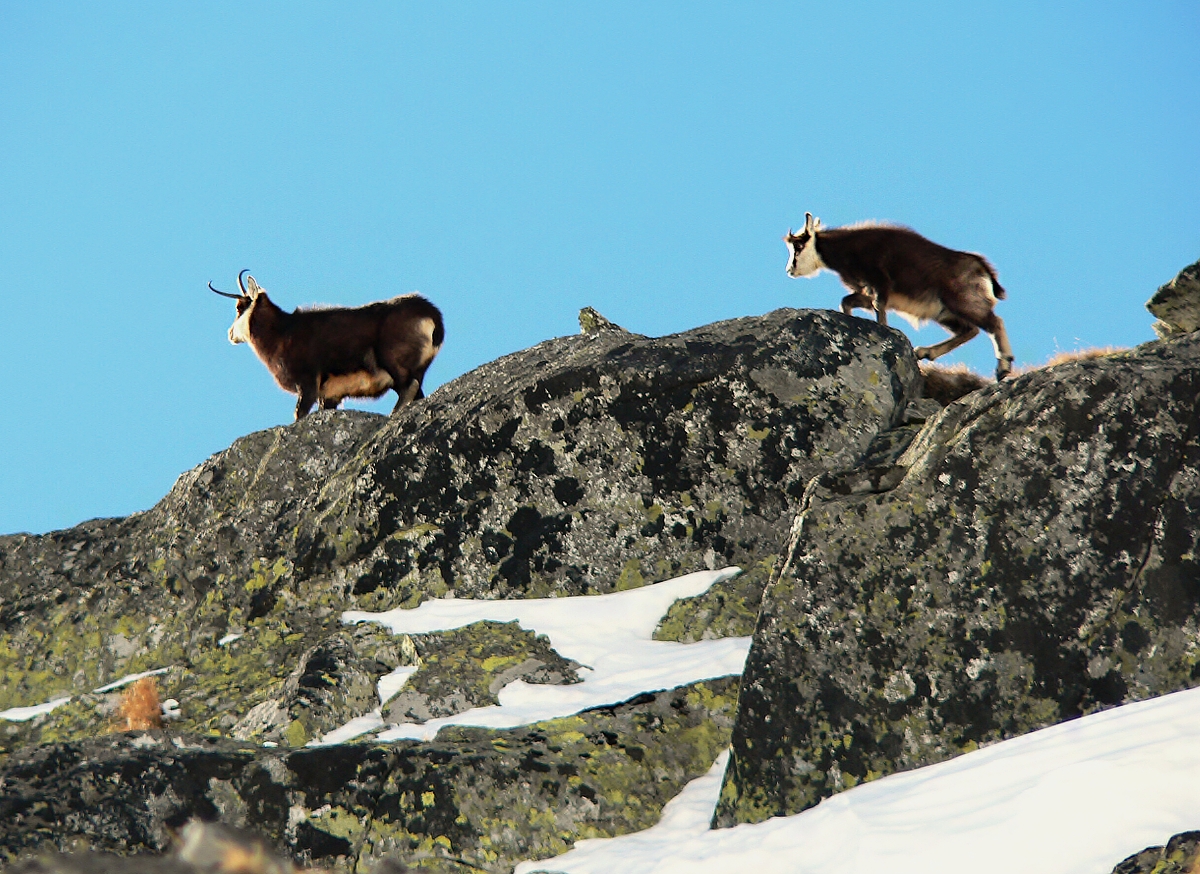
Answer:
[1, 3, 1197, 536]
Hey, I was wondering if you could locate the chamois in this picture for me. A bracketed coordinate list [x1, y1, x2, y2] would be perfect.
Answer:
[210, 270, 444, 420]
[784, 213, 1014, 378]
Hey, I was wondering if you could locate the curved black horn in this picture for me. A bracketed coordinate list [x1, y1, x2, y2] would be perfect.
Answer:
[237, 268, 251, 296]
[209, 281, 241, 299]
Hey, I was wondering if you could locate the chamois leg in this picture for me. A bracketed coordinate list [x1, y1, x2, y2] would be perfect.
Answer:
[980, 312, 1015, 379]
[840, 292, 875, 317]
[914, 315, 979, 362]
[873, 288, 890, 326]
[392, 378, 423, 412]
[295, 388, 318, 421]
[380, 352, 419, 413]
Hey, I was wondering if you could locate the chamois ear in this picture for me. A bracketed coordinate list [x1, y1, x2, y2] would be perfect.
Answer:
[244, 276, 263, 298]
[804, 212, 821, 234]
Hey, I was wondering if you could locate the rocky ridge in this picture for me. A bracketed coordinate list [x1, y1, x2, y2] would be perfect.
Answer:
[1, 259, 1198, 872]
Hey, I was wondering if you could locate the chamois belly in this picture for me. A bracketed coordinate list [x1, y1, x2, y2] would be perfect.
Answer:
[319, 369, 394, 402]
[888, 291, 947, 327]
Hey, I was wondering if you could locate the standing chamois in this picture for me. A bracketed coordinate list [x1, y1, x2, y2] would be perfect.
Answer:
[784, 213, 1014, 378]
[210, 270, 444, 420]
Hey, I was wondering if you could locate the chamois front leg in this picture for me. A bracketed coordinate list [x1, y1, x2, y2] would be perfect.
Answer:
[840, 291, 876, 317]
[873, 286, 890, 326]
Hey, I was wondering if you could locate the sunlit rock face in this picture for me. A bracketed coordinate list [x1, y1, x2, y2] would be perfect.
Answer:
[291, 306, 918, 603]
[716, 328, 1200, 826]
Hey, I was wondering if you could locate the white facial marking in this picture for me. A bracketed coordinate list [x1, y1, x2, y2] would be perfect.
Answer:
[786, 235, 824, 277]
[228, 304, 253, 345]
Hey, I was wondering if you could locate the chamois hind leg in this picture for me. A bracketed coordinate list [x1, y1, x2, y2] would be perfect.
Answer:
[380, 351, 419, 414]
[914, 315, 979, 362]
[391, 377, 423, 412]
[315, 375, 341, 412]
[979, 312, 1015, 379]
[295, 386, 318, 421]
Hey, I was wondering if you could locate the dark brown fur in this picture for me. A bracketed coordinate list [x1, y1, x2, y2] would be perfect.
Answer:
[218, 273, 444, 420]
[786, 214, 1014, 378]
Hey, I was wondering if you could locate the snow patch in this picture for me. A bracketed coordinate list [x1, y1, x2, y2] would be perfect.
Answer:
[517, 685, 1200, 874]
[0, 696, 73, 722]
[321, 568, 751, 744]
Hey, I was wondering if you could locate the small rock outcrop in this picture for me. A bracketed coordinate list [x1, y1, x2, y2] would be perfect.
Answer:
[1112, 831, 1200, 874]
[1147, 258, 1200, 337]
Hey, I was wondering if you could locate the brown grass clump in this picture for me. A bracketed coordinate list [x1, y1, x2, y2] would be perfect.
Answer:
[920, 361, 992, 405]
[114, 677, 164, 731]
[1013, 346, 1126, 376]
[1042, 346, 1125, 367]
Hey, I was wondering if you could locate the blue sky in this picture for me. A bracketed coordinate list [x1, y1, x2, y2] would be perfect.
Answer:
[1, 3, 1197, 536]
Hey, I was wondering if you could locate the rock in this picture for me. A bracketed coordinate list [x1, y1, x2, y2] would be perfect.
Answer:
[0, 679, 737, 873]
[380, 620, 581, 724]
[0, 307, 924, 870]
[653, 558, 774, 643]
[577, 306, 629, 335]
[231, 628, 406, 747]
[715, 330, 1200, 826]
[0, 308, 919, 756]
[3, 819, 368, 873]
[292, 307, 919, 604]
[1147, 259, 1200, 337]
[1112, 831, 1200, 873]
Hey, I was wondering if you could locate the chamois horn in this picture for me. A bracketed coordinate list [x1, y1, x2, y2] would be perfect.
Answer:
[208, 281, 241, 299]
[237, 268, 252, 296]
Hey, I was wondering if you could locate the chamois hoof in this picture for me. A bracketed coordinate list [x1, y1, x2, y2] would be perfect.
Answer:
[996, 358, 1014, 380]
[913, 346, 934, 361]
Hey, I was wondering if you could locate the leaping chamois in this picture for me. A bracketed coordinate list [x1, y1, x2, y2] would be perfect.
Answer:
[210, 270, 445, 420]
[784, 213, 1014, 378]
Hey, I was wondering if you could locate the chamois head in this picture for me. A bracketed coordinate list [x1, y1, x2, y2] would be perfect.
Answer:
[209, 269, 266, 345]
[784, 212, 824, 278]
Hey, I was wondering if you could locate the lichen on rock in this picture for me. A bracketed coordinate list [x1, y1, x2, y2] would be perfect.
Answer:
[381, 620, 582, 725]
[716, 329, 1200, 826]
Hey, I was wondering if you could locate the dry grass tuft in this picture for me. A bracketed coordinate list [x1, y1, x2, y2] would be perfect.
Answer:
[920, 362, 992, 405]
[114, 677, 164, 731]
[1013, 346, 1126, 375]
